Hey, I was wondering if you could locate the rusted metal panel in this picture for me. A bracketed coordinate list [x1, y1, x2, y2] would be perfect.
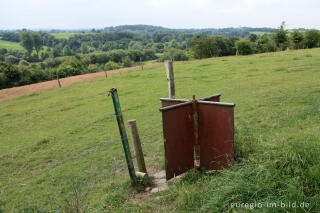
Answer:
[198, 101, 234, 170]
[199, 94, 221, 102]
[160, 98, 188, 107]
[160, 102, 194, 180]
[160, 95, 235, 180]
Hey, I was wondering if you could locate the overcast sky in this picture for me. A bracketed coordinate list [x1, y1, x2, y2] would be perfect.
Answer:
[0, 0, 319, 30]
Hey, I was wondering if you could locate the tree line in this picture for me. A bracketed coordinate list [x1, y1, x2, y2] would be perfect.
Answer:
[189, 23, 320, 58]
[0, 24, 319, 89]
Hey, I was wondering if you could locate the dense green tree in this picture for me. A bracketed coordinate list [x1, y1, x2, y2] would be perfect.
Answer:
[57, 57, 86, 77]
[189, 35, 221, 59]
[0, 61, 20, 88]
[0, 48, 7, 55]
[1, 32, 20, 42]
[4, 55, 20, 64]
[159, 48, 188, 61]
[304, 29, 320, 48]
[152, 43, 165, 53]
[128, 41, 144, 50]
[87, 64, 99, 73]
[256, 34, 276, 53]
[20, 30, 34, 56]
[32, 32, 43, 57]
[52, 45, 63, 57]
[290, 30, 304, 49]
[273, 22, 289, 50]
[249, 34, 258, 42]
[63, 45, 72, 56]
[122, 56, 133, 67]
[80, 43, 89, 54]
[105, 61, 121, 70]
[235, 39, 254, 55]
[19, 60, 30, 66]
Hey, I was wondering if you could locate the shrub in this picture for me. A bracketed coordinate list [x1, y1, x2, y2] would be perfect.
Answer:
[4, 55, 20, 64]
[18, 66, 32, 85]
[235, 39, 254, 55]
[19, 60, 30, 66]
[57, 57, 86, 77]
[105, 61, 121, 71]
[122, 56, 133, 67]
[304, 29, 320, 48]
[159, 48, 188, 62]
[87, 64, 99, 73]
[30, 68, 50, 82]
[0, 61, 20, 87]
[256, 34, 277, 53]
[0, 72, 8, 89]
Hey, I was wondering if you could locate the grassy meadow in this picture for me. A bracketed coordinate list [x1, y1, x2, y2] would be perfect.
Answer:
[51, 33, 91, 39]
[0, 40, 24, 51]
[0, 48, 320, 212]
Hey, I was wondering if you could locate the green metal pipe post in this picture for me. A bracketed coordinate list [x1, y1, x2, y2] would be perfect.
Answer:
[109, 88, 137, 185]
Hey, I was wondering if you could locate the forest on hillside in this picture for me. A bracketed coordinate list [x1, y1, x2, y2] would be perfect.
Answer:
[0, 24, 319, 89]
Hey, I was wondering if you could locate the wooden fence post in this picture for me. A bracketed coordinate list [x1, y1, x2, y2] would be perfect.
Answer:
[128, 120, 147, 174]
[140, 57, 144, 70]
[57, 73, 61, 88]
[164, 60, 175, 99]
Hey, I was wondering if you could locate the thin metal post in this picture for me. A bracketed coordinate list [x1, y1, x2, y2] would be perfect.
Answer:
[109, 88, 137, 185]
[164, 60, 175, 99]
[128, 120, 147, 174]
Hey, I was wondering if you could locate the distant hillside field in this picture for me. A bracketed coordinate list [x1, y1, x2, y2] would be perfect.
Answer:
[0, 48, 320, 212]
[51, 32, 91, 39]
[0, 40, 24, 50]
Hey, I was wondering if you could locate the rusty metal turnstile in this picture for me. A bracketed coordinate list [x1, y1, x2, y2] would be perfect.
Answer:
[160, 94, 235, 180]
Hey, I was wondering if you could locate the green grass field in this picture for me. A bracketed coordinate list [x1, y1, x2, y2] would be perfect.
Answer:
[0, 40, 24, 51]
[249, 31, 272, 36]
[0, 49, 320, 212]
[51, 33, 91, 39]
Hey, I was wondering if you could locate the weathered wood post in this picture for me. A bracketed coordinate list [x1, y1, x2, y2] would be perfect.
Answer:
[140, 57, 144, 70]
[109, 88, 137, 185]
[128, 120, 147, 174]
[57, 73, 61, 88]
[164, 60, 175, 99]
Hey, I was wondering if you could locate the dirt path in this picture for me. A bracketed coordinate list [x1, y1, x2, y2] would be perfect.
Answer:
[0, 63, 162, 102]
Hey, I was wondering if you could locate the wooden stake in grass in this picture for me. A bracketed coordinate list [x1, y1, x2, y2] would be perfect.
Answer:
[128, 120, 147, 174]
[57, 73, 61, 88]
[164, 60, 175, 99]
[140, 57, 144, 70]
